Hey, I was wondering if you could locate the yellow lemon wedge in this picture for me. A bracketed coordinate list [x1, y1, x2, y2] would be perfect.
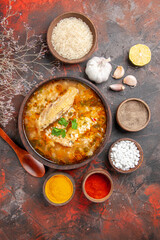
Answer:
[129, 44, 151, 66]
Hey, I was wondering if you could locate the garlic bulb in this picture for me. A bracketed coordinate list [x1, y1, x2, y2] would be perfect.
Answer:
[112, 66, 125, 79]
[123, 75, 137, 87]
[85, 57, 112, 83]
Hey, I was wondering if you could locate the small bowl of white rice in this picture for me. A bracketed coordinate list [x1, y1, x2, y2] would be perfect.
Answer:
[108, 138, 143, 173]
[47, 12, 97, 64]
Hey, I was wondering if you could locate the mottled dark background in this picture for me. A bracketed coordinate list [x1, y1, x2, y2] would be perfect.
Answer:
[0, 0, 160, 240]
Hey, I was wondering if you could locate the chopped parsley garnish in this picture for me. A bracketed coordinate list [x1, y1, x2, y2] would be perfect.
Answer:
[52, 118, 78, 138]
[58, 117, 68, 127]
[51, 127, 66, 138]
[61, 129, 66, 138]
[71, 119, 78, 129]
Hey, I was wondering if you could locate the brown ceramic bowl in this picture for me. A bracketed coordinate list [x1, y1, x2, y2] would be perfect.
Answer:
[43, 172, 75, 206]
[82, 168, 113, 203]
[47, 12, 97, 64]
[18, 76, 112, 170]
[108, 138, 143, 173]
[116, 98, 151, 132]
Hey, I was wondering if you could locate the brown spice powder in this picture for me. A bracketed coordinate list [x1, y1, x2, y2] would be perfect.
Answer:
[118, 100, 149, 130]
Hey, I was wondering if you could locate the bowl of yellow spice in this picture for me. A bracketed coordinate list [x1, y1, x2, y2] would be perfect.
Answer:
[43, 172, 75, 206]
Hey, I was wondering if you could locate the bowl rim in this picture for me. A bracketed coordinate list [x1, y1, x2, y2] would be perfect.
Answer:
[18, 76, 112, 170]
[116, 98, 151, 132]
[108, 138, 144, 174]
[82, 168, 113, 203]
[47, 11, 98, 64]
[43, 172, 75, 206]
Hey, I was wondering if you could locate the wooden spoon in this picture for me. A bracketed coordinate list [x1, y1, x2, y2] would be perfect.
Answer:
[0, 128, 45, 177]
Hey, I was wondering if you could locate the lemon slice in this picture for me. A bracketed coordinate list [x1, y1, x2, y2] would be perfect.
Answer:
[129, 44, 151, 66]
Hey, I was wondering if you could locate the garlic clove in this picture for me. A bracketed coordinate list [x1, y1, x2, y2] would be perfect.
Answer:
[123, 75, 137, 87]
[112, 66, 125, 79]
[109, 84, 125, 91]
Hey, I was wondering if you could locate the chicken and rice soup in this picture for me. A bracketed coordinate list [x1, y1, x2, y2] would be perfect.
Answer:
[23, 79, 107, 165]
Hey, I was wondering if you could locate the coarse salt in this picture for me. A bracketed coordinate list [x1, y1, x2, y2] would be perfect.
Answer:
[110, 140, 140, 171]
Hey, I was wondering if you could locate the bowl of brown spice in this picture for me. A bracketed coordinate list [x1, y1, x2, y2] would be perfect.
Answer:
[116, 98, 151, 132]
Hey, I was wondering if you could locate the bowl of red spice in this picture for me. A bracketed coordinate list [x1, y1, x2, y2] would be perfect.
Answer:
[82, 168, 113, 203]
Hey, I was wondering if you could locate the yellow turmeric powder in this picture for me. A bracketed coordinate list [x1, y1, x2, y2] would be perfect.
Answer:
[45, 174, 73, 204]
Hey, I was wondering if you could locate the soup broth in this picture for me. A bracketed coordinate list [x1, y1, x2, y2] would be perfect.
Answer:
[23, 80, 107, 165]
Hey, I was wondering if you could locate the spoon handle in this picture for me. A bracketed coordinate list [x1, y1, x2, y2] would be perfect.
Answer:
[0, 128, 25, 156]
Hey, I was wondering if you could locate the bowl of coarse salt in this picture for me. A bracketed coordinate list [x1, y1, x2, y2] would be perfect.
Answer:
[47, 12, 97, 64]
[108, 138, 143, 173]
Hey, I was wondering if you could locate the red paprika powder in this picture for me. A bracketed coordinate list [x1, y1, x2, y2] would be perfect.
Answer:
[85, 173, 111, 199]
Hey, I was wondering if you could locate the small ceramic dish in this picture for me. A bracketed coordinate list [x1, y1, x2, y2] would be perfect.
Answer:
[43, 172, 75, 206]
[47, 12, 97, 64]
[82, 168, 113, 203]
[108, 138, 143, 174]
[116, 98, 151, 132]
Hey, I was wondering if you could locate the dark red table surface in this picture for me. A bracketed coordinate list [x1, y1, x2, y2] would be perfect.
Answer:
[0, 0, 160, 239]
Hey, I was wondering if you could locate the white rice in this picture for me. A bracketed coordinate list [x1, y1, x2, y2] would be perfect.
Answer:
[51, 17, 93, 60]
